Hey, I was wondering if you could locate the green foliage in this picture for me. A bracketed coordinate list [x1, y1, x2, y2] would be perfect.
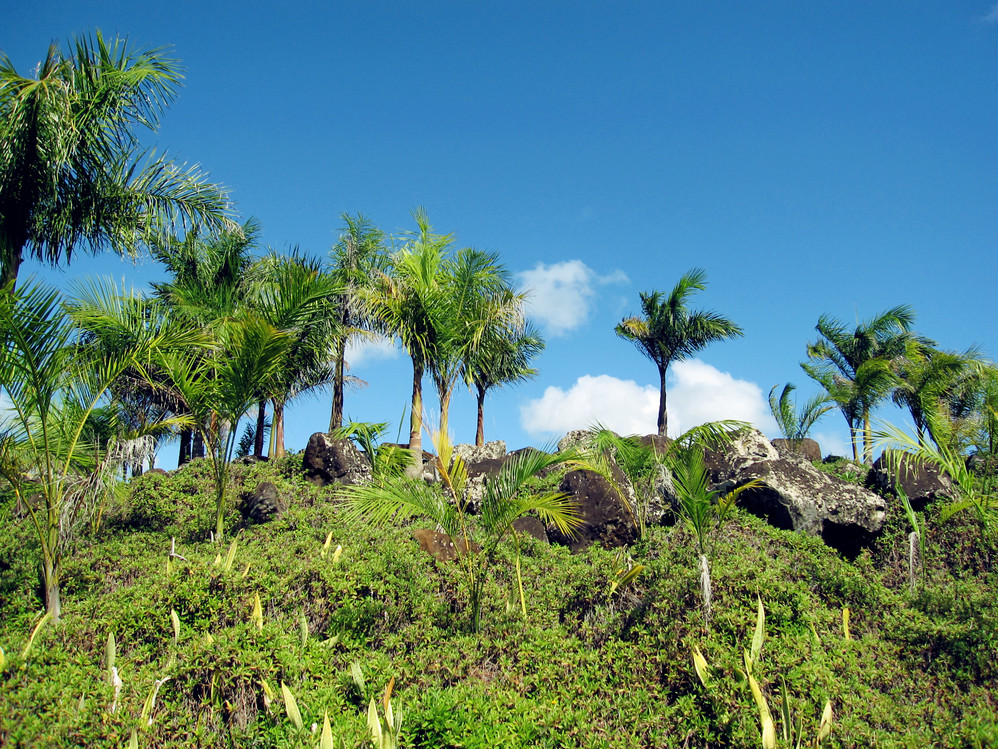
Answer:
[768, 382, 834, 449]
[1, 450, 997, 747]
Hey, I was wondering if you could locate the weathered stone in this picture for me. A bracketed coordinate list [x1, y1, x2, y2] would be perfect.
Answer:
[512, 516, 549, 543]
[637, 434, 672, 457]
[702, 428, 887, 556]
[412, 529, 480, 562]
[771, 438, 822, 463]
[302, 433, 372, 487]
[241, 480, 284, 524]
[550, 463, 638, 552]
[868, 451, 952, 511]
[455, 441, 506, 462]
[558, 429, 595, 453]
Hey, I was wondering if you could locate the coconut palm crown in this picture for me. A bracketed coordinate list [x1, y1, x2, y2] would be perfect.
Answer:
[616, 268, 743, 437]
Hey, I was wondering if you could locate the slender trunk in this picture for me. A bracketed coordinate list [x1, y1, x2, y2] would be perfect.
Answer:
[329, 335, 346, 432]
[272, 399, 286, 459]
[179, 428, 192, 466]
[475, 384, 487, 447]
[657, 365, 669, 437]
[192, 431, 205, 460]
[0, 236, 23, 291]
[438, 386, 452, 441]
[254, 400, 266, 458]
[699, 553, 711, 631]
[849, 424, 860, 463]
[407, 358, 424, 478]
[863, 408, 873, 465]
[44, 557, 61, 621]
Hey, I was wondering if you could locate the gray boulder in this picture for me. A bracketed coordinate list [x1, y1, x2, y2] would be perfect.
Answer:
[550, 461, 639, 552]
[771, 438, 822, 463]
[303, 433, 372, 487]
[868, 451, 952, 511]
[241, 481, 284, 524]
[702, 429, 887, 556]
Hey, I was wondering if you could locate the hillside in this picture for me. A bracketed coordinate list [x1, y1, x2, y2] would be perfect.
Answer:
[0, 448, 996, 748]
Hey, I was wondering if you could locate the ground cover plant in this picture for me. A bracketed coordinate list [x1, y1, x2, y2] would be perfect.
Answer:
[1, 448, 996, 748]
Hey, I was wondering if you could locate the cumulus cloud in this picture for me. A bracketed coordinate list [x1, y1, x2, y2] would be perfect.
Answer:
[517, 260, 628, 337]
[345, 336, 399, 368]
[667, 359, 777, 437]
[521, 374, 659, 437]
[521, 359, 777, 439]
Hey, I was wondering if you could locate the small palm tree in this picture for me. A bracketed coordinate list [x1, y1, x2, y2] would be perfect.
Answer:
[662, 422, 762, 628]
[465, 322, 544, 447]
[803, 305, 919, 464]
[327, 214, 388, 431]
[0, 32, 230, 288]
[340, 431, 581, 632]
[0, 280, 201, 618]
[768, 383, 834, 456]
[616, 269, 743, 437]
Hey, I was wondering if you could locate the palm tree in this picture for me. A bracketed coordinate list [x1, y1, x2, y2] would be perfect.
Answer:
[465, 322, 544, 446]
[156, 312, 291, 540]
[802, 305, 918, 464]
[327, 214, 387, 431]
[248, 249, 342, 457]
[365, 209, 453, 475]
[891, 342, 982, 449]
[768, 383, 834, 455]
[151, 220, 260, 463]
[616, 268, 743, 437]
[0, 280, 201, 618]
[0, 32, 230, 289]
[429, 247, 525, 438]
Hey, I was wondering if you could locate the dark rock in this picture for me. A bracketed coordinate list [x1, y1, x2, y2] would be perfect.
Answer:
[868, 451, 952, 511]
[702, 428, 887, 556]
[771, 438, 822, 463]
[241, 481, 284, 524]
[412, 529, 480, 562]
[236, 455, 268, 465]
[550, 464, 638, 552]
[637, 434, 672, 457]
[512, 516, 549, 543]
[303, 433, 372, 487]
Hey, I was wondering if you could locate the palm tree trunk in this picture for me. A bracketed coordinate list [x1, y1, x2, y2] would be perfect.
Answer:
[329, 335, 346, 432]
[849, 424, 860, 463]
[476, 384, 487, 447]
[863, 409, 873, 465]
[657, 366, 669, 437]
[272, 398, 286, 459]
[439, 386, 452, 441]
[254, 400, 266, 458]
[192, 431, 205, 460]
[44, 557, 61, 621]
[179, 428, 192, 466]
[407, 359, 424, 478]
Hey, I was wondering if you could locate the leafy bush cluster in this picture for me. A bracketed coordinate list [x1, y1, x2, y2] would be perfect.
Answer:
[0, 451, 996, 748]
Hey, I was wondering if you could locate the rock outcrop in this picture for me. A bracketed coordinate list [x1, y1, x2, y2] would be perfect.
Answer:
[867, 451, 952, 510]
[771, 438, 822, 462]
[303, 433, 372, 487]
[701, 429, 887, 556]
[550, 462, 639, 552]
[241, 480, 284, 524]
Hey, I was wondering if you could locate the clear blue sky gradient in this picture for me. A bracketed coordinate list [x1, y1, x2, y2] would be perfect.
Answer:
[6, 2, 998, 466]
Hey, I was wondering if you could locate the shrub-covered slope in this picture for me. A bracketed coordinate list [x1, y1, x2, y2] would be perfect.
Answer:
[1, 455, 995, 748]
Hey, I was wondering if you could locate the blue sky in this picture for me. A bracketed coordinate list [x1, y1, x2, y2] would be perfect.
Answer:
[5, 1, 998, 466]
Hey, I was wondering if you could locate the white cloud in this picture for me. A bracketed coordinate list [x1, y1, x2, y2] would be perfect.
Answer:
[984, 4, 998, 22]
[520, 359, 777, 439]
[345, 336, 399, 368]
[667, 359, 777, 437]
[521, 374, 659, 437]
[517, 260, 628, 337]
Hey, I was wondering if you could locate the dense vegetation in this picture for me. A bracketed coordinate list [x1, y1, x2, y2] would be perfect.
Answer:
[3, 30, 998, 748]
[1, 446, 996, 748]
